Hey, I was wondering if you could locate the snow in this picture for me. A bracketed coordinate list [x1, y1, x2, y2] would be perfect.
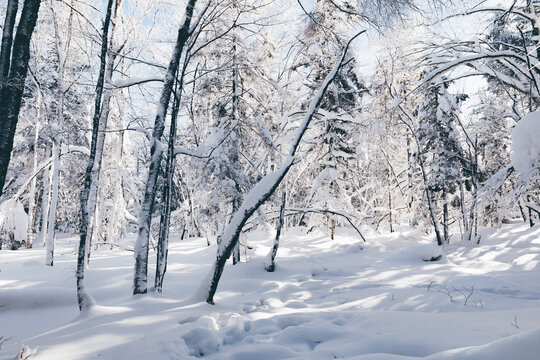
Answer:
[0, 200, 28, 245]
[511, 111, 540, 174]
[2, 224, 540, 359]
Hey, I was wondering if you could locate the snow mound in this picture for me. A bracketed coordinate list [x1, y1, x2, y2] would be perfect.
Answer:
[0, 200, 28, 248]
[390, 244, 443, 262]
[511, 111, 540, 173]
[426, 326, 540, 360]
[182, 313, 252, 357]
[182, 327, 222, 357]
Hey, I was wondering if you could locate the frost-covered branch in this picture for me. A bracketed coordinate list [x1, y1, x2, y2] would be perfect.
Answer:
[197, 31, 365, 305]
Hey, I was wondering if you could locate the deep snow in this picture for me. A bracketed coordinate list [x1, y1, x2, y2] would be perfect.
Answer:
[1, 223, 540, 359]
[512, 110, 540, 174]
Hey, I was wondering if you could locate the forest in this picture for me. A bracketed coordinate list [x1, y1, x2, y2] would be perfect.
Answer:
[1, 0, 540, 359]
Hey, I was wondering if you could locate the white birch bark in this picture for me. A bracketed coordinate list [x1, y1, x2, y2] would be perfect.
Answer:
[44, 0, 72, 266]
[45, 138, 60, 266]
[133, 0, 197, 295]
[82, 0, 120, 265]
[39, 142, 52, 247]
[76, 0, 116, 312]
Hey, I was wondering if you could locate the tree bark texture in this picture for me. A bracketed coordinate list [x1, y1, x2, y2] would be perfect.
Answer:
[133, 0, 197, 295]
[155, 70, 183, 293]
[0, 0, 41, 197]
[77, 0, 116, 311]
[265, 189, 286, 272]
[0, 0, 18, 80]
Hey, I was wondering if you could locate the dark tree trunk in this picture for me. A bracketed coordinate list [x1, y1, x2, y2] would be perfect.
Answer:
[443, 189, 449, 244]
[388, 191, 393, 233]
[0, 0, 18, 81]
[155, 67, 184, 293]
[406, 135, 413, 210]
[528, 195, 535, 228]
[265, 189, 287, 272]
[77, 0, 116, 311]
[230, 38, 242, 265]
[518, 199, 528, 224]
[0, 0, 41, 197]
[133, 0, 197, 295]
[419, 152, 442, 246]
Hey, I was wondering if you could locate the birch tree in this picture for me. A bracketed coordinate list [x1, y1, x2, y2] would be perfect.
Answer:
[133, 0, 198, 295]
[77, 0, 117, 311]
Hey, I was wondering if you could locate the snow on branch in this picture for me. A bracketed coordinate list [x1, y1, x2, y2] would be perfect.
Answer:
[248, 207, 367, 242]
[442, 7, 536, 23]
[1, 146, 89, 204]
[111, 77, 164, 89]
[524, 202, 540, 216]
[391, 50, 534, 109]
[197, 31, 365, 305]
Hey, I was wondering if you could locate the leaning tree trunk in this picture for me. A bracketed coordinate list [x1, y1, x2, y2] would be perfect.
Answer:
[198, 33, 363, 304]
[133, 0, 197, 295]
[77, 0, 116, 312]
[0, 0, 41, 197]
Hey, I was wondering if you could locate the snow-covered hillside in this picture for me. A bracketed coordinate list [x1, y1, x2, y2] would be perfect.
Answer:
[1, 224, 540, 359]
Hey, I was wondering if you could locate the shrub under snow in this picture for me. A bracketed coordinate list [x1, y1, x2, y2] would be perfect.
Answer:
[0, 200, 29, 249]
[511, 111, 540, 173]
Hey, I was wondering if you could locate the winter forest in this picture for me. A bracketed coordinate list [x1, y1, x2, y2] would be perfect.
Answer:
[1, 0, 540, 358]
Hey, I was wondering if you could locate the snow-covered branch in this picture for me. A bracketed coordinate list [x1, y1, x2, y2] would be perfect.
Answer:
[197, 31, 365, 305]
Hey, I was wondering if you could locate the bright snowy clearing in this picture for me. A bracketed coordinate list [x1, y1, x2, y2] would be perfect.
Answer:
[2, 224, 540, 359]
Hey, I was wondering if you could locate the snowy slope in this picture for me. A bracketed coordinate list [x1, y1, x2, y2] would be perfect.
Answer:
[1, 224, 540, 359]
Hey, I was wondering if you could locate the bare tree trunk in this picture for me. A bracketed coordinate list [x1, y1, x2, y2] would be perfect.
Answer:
[0, 0, 41, 196]
[45, 138, 60, 266]
[518, 198, 528, 224]
[39, 143, 52, 247]
[418, 149, 443, 246]
[26, 87, 42, 248]
[231, 37, 242, 265]
[44, 0, 73, 257]
[133, 0, 197, 295]
[442, 189, 449, 244]
[155, 68, 183, 293]
[231, 196, 241, 263]
[265, 189, 286, 272]
[406, 134, 414, 223]
[198, 33, 362, 304]
[388, 190, 393, 233]
[85, 2, 121, 265]
[0, 0, 18, 81]
[459, 179, 468, 240]
[528, 195, 534, 227]
[77, 0, 116, 312]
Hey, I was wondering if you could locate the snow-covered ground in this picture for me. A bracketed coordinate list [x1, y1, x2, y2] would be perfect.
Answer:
[1, 223, 540, 359]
